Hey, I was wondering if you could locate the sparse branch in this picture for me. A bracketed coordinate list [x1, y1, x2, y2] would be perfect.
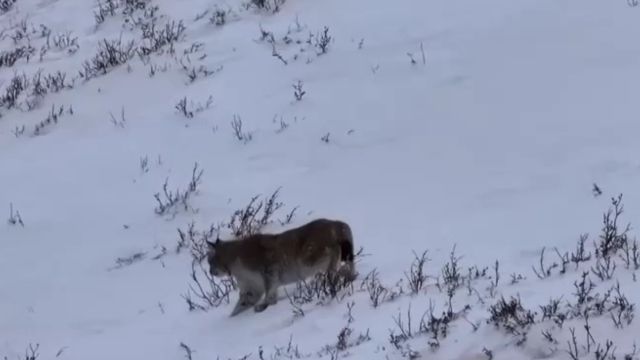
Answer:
[230, 114, 253, 143]
[153, 162, 203, 217]
[566, 327, 579, 360]
[109, 106, 126, 128]
[179, 342, 194, 360]
[404, 250, 430, 294]
[292, 80, 306, 101]
[532, 247, 558, 279]
[183, 259, 235, 311]
[7, 202, 24, 227]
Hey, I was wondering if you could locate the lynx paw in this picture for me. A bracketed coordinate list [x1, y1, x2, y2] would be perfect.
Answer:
[254, 303, 269, 313]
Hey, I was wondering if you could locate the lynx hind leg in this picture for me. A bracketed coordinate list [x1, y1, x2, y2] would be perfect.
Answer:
[230, 288, 263, 317]
[326, 244, 342, 275]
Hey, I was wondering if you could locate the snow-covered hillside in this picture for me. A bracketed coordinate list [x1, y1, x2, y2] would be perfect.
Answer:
[2, 0, 640, 359]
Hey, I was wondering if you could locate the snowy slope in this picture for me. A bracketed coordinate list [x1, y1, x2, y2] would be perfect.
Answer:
[2, 0, 640, 359]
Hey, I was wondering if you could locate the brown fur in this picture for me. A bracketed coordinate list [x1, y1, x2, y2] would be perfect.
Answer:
[206, 218, 356, 316]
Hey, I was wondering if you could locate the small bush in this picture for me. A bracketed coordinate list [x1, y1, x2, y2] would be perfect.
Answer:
[0, 72, 29, 110]
[0, 0, 17, 13]
[404, 250, 430, 294]
[487, 295, 536, 343]
[138, 20, 186, 55]
[80, 38, 137, 80]
[33, 104, 73, 136]
[314, 26, 332, 55]
[210, 6, 232, 26]
[174, 95, 213, 119]
[439, 245, 464, 295]
[318, 303, 371, 357]
[539, 297, 565, 327]
[176, 220, 222, 262]
[7, 202, 24, 227]
[153, 162, 203, 218]
[292, 80, 306, 101]
[51, 31, 80, 54]
[595, 194, 630, 260]
[182, 260, 236, 311]
[94, 0, 118, 26]
[0, 46, 36, 68]
[230, 115, 254, 144]
[44, 71, 74, 92]
[359, 269, 401, 307]
[226, 187, 288, 237]
[246, 0, 286, 13]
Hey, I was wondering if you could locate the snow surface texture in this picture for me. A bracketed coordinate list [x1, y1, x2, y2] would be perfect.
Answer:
[2, 0, 640, 359]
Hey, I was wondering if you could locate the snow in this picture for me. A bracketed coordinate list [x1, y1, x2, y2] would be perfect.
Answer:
[2, 0, 640, 359]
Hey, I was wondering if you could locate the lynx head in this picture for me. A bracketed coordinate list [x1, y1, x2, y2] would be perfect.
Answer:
[206, 236, 230, 277]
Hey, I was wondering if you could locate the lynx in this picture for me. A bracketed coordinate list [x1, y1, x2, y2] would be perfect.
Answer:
[206, 218, 357, 316]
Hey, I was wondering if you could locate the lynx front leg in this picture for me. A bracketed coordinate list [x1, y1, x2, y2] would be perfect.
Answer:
[254, 272, 279, 313]
[326, 245, 342, 277]
[338, 261, 358, 282]
[230, 289, 263, 317]
[329, 243, 357, 282]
